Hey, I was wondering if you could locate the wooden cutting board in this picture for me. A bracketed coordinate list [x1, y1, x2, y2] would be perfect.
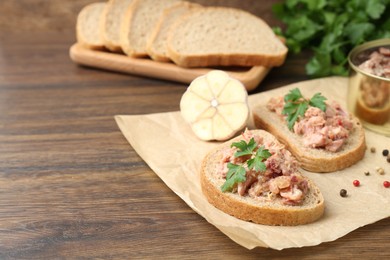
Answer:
[69, 43, 271, 91]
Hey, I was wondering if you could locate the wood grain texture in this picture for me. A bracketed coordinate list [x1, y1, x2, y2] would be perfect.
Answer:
[0, 1, 389, 259]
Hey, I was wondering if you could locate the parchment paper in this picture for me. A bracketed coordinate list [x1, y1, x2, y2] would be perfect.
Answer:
[115, 77, 390, 250]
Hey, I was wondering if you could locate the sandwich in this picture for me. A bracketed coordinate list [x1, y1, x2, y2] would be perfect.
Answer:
[252, 88, 366, 172]
[200, 129, 325, 226]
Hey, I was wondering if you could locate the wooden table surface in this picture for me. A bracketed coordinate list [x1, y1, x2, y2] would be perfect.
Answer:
[0, 0, 389, 259]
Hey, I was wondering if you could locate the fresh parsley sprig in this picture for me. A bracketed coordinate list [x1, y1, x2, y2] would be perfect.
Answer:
[272, 0, 390, 77]
[221, 138, 271, 192]
[282, 88, 327, 130]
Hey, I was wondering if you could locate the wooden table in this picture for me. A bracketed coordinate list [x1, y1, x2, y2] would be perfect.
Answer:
[0, 1, 389, 259]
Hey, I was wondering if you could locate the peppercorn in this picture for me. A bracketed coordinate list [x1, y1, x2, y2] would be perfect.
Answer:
[383, 149, 389, 156]
[370, 147, 376, 153]
[384, 181, 390, 188]
[364, 171, 370, 176]
[340, 189, 347, 197]
[353, 180, 360, 187]
[387, 156, 390, 163]
[376, 167, 385, 175]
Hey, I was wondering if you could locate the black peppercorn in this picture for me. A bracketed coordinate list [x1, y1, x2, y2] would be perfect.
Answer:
[340, 189, 347, 197]
[383, 149, 389, 156]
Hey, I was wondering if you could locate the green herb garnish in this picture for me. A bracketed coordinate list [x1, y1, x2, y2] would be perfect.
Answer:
[282, 88, 327, 130]
[272, 0, 390, 77]
[221, 138, 271, 192]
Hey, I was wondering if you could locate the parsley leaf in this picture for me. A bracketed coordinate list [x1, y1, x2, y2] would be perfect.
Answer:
[284, 88, 304, 102]
[221, 163, 246, 192]
[305, 52, 332, 77]
[231, 138, 257, 157]
[221, 139, 271, 192]
[309, 93, 327, 111]
[247, 146, 272, 172]
[282, 88, 327, 130]
[366, 0, 386, 19]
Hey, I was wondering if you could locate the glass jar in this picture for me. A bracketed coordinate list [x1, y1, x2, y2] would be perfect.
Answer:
[347, 39, 390, 136]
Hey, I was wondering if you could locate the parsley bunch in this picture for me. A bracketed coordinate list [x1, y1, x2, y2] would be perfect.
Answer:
[221, 138, 271, 192]
[272, 0, 390, 77]
[282, 88, 327, 130]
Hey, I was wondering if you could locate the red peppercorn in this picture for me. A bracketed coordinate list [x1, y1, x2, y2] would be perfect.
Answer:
[384, 181, 390, 188]
[353, 180, 360, 187]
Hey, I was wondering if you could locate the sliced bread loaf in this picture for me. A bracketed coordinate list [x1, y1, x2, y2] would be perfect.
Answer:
[200, 129, 325, 226]
[252, 105, 366, 173]
[167, 7, 288, 68]
[120, 0, 182, 57]
[76, 2, 106, 50]
[100, 0, 135, 52]
[146, 1, 202, 62]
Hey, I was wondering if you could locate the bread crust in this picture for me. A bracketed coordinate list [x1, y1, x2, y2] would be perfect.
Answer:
[168, 51, 287, 68]
[76, 2, 106, 50]
[121, 0, 181, 58]
[166, 7, 287, 68]
[100, 0, 118, 52]
[252, 105, 366, 173]
[200, 130, 325, 226]
[146, 2, 202, 62]
[120, 0, 141, 56]
[100, 0, 135, 53]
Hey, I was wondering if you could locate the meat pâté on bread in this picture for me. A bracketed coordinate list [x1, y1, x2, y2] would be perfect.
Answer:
[252, 88, 366, 173]
[200, 129, 325, 226]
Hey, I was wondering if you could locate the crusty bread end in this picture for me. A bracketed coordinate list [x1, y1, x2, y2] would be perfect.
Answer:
[76, 2, 106, 50]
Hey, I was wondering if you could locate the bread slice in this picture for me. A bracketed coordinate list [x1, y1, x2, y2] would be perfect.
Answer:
[146, 2, 202, 62]
[100, 0, 135, 52]
[120, 0, 182, 57]
[76, 2, 106, 50]
[167, 7, 288, 68]
[252, 105, 366, 173]
[200, 129, 325, 226]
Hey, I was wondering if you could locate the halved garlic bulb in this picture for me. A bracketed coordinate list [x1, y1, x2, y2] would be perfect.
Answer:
[180, 70, 249, 141]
